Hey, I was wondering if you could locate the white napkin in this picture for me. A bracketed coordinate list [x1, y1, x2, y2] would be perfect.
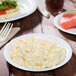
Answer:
[0, 27, 20, 48]
[36, 0, 50, 18]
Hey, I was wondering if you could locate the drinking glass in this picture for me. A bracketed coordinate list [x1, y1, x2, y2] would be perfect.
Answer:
[46, 0, 64, 15]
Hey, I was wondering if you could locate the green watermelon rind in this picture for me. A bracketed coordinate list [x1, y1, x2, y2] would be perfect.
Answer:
[63, 10, 76, 15]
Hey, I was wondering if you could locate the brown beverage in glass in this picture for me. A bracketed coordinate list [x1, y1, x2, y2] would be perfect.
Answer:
[46, 0, 64, 15]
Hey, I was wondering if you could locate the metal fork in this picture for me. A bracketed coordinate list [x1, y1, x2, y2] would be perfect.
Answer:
[0, 22, 13, 42]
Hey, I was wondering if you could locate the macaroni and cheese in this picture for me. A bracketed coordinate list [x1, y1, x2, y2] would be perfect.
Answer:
[9, 36, 66, 69]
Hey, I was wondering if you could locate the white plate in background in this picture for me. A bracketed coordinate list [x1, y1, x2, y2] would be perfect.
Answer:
[4, 34, 72, 72]
[54, 10, 76, 35]
[0, 0, 37, 23]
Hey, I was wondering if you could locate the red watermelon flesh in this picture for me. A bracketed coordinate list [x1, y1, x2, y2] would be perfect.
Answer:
[60, 13, 76, 29]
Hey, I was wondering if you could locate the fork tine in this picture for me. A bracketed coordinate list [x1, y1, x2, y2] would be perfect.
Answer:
[0, 22, 7, 34]
[0, 23, 10, 37]
[4, 23, 13, 39]
[3, 23, 11, 38]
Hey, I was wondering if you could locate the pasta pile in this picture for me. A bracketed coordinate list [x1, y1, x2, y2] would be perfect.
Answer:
[9, 36, 66, 69]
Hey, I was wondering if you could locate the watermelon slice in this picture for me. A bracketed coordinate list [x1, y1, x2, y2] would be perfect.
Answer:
[60, 10, 76, 29]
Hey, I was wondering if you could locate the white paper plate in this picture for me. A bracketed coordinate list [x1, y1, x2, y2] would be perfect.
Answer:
[0, 0, 37, 23]
[54, 10, 76, 35]
[4, 34, 72, 72]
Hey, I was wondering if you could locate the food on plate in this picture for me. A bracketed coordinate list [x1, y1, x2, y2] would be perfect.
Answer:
[9, 36, 66, 69]
[60, 10, 76, 29]
[0, 0, 19, 19]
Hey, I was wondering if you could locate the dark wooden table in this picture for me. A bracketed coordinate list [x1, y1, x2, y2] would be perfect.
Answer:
[0, 0, 76, 76]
